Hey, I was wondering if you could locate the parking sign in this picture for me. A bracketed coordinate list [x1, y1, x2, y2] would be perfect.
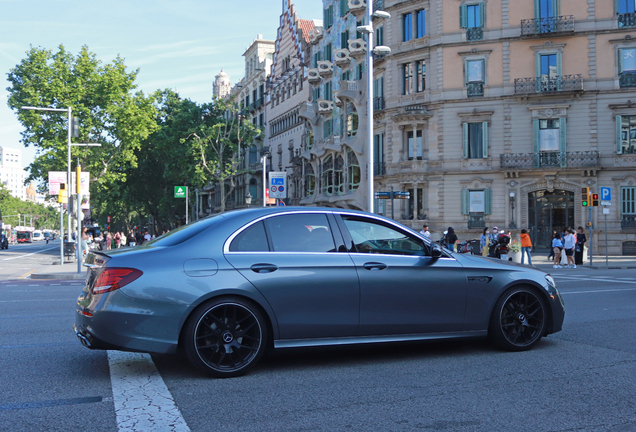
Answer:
[601, 187, 611, 206]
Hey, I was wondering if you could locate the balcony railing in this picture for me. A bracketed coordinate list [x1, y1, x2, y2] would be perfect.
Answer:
[500, 151, 601, 169]
[466, 27, 483, 41]
[620, 73, 636, 88]
[622, 215, 636, 229]
[467, 81, 484, 98]
[373, 162, 386, 176]
[373, 96, 385, 110]
[520, 15, 574, 36]
[468, 214, 485, 229]
[254, 98, 263, 109]
[514, 75, 583, 94]
[618, 12, 636, 28]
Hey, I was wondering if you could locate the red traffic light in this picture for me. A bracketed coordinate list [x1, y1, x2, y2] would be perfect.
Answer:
[592, 194, 598, 200]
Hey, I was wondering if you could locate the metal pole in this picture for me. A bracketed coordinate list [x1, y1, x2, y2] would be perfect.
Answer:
[367, 1, 374, 214]
[391, 185, 394, 220]
[589, 207, 593, 267]
[262, 155, 267, 207]
[67, 107, 72, 245]
[195, 189, 199, 221]
[605, 211, 608, 266]
[77, 193, 82, 272]
[60, 204, 64, 264]
[186, 187, 189, 224]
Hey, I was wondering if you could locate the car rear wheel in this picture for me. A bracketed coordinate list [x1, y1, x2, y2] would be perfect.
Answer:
[183, 297, 267, 378]
[489, 286, 547, 351]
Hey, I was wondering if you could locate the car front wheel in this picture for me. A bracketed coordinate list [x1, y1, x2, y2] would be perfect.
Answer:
[183, 297, 268, 378]
[489, 286, 547, 351]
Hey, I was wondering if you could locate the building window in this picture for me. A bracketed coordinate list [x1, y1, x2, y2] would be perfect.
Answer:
[342, 70, 351, 81]
[334, 155, 344, 195]
[340, 0, 349, 17]
[306, 123, 314, 150]
[466, 59, 484, 83]
[416, 10, 426, 38]
[403, 13, 413, 42]
[313, 51, 322, 68]
[407, 130, 422, 160]
[460, 3, 484, 28]
[324, 43, 332, 62]
[305, 161, 315, 196]
[619, 48, 636, 88]
[402, 63, 413, 95]
[416, 61, 426, 92]
[312, 87, 321, 102]
[539, 119, 560, 151]
[376, 26, 384, 46]
[324, 81, 332, 101]
[374, 134, 384, 175]
[345, 102, 358, 137]
[462, 122, 489, 159]
[461, 189, 492, 226]
[356, 62, 364, 80]
[356, 20, 364, 39]
[618, 0, 636, 27]
[616, 115, 636, 154]
[249, 145, 258, 165]
[622, 187, 636, 228]
[322, 155, 334, 195]
[341, 30, 350, 49]
[347, 149, 360, 192]
[323, 118, 333, 138]
[324, 5, 334, 29]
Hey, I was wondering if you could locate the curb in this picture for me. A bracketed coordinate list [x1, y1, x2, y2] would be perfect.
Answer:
[30, 272, 86, 280]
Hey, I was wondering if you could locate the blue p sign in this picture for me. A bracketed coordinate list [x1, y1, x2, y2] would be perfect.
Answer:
[601, 187, 611, 201]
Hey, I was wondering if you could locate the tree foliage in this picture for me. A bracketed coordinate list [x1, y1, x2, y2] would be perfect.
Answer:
[0, 185, 58, 230]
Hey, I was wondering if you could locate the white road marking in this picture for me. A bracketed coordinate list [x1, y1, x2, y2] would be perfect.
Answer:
[554, 275, 636, 285]
[1, 246, 59, 261]
[561, 287, 636, 295]
[0, 299, 73, 303]
[108, 351, 190, 432]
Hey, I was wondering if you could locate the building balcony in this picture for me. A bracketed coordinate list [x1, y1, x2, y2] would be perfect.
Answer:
[254, 97, 263, 109]
[307, 68, 321, 84]
[500, 151, 601, 169]
[467, 81, 484, 98]
[317, 60, 334, 77]
[618, 12, 636, 28]
[620, 73, 636, 88]
[514, 75, 583, 94]
[467, 214, 485, 229]
[334, 49, 351, 66]
[520, 15, 575, 37]
[317, 99, 335, 114]
[309, 28, 323, 45]
[349, 0, 366, 19]
[373, 96, 385, 111]
[349, 39, 367, 58]
[373, 162, 386, 176]
[622, 215, 636, 229]
[466, 27, 483, 41]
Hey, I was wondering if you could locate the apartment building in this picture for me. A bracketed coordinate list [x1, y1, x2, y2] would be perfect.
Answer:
[362, 0, 636, 254]
[0, 146, 26, 200]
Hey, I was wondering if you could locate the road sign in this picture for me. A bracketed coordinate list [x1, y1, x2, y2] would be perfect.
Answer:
[269, 172, 287, 199]
[375, 192, 392, 199]
[600, 187, 611, 206]
[603, 207, 610, 214]
[174, 186, 186, 198]
[393, 192, 411, 199]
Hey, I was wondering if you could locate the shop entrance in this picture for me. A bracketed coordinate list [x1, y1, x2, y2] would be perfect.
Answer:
[528, 189, 575, 249]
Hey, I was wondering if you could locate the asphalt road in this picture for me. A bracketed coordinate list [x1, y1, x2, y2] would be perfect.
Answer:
[0, 241, 635, 431]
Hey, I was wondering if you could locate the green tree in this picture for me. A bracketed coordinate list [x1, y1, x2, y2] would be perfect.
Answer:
[6, 45, 158, 223]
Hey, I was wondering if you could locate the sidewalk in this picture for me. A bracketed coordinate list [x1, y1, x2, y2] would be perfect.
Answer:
[530, 253, 636, 272]
[31, 261, 87, 280]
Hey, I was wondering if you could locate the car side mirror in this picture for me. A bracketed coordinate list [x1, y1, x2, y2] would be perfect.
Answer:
[430, 243, 443, 258]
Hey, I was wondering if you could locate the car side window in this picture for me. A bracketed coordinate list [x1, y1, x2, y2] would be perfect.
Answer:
[266, 214, 336, 252]
[342, 217, 428, 256]
[229, 221, 269, 252]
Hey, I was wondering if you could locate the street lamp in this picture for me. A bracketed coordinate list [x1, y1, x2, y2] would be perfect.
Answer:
[509, 192, 517, 229]
[358, 6, 391, 213]
[245, 192, 252, 207]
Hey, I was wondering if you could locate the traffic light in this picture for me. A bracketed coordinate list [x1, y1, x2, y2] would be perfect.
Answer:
[581, 187, 589, 207]
[591, 193, 599, 207]
[71, 117, 79, 138]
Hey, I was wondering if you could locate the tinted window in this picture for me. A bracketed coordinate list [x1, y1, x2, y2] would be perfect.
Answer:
[230, 221, 269, 252]
[343, 217, 427, 256]
[266, 214, 336, 252]
[147, 215, 223, 247]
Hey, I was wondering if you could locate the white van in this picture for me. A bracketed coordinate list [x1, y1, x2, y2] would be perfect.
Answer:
[33, 230, 43, 241]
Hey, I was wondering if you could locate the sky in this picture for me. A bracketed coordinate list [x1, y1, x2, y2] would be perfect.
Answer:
[0, 0, 323, 169]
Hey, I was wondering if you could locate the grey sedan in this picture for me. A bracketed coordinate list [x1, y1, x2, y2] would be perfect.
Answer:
[74, 207, 565, 378]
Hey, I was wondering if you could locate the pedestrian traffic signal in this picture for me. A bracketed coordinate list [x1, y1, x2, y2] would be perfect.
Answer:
[591, 193, 599, 207]
[581, 187, 589, 207]
[71, 117, 80, 138]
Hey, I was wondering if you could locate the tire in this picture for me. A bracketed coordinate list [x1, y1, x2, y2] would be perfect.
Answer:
[183, 297, 268, 378]
[489, 286, 547, 351]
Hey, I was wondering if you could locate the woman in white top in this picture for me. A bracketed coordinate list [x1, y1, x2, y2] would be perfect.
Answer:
[563, 228, 577, 268]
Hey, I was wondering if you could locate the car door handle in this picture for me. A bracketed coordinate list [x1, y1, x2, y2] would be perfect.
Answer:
[250, 263, 279, 273]
[363, 262, 387, 271]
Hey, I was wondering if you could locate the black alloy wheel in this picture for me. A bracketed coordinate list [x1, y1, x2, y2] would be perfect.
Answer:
[184, 298, 267, 378]
[489, 287, 547, 351]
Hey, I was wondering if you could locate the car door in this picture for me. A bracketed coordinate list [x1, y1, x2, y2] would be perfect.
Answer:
[224, 212, 360, 340]
[336, 214, 468, 336]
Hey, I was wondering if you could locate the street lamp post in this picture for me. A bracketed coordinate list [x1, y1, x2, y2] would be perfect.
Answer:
[509, 192, 517, 229]
[245, 192, 252, 207]
[358, 7, 391, 214]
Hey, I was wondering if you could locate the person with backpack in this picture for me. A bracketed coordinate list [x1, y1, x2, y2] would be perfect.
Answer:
[445, 227, 458, 252]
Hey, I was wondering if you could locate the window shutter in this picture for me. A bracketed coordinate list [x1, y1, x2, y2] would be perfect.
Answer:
[552, 0, 559, 17]
[559, 117, 567, 167]
[532, 119, 540, 168]
[534, 0, 540, 19]
[534, 53, 541, 79]
[485, 188, 492, 215]
[461, 189, 469, 215]
[617, 115, 624, 154]
[464, 60, 468, 85]
[462, 123, 469, 159]
[556, 52, 563, 90]
[460, 4, 467, 28]
[479, 3, 484, 27]
[619, 48, 623, 73]
[482, 121, 489, 158]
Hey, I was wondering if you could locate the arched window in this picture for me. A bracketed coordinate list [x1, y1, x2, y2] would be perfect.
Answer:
[347, 149, 360, 192]
[304, 161, 315, 196]
[335, 155, 344, 195]
[322, 155, 334, 195]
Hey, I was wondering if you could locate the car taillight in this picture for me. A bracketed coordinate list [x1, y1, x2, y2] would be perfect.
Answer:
[92, 268, 143, 295]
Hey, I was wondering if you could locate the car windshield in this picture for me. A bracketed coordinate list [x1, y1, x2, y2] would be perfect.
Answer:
[145, 214, 224, 247]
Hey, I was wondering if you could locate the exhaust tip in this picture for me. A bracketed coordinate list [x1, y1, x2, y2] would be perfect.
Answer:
[73, 325, 92, 348]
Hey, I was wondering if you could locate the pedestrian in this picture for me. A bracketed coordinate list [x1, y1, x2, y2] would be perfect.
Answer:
[127, 230, 136, 247]
[135, 230, 144, 246]
[552, 232, 563, 269]
[480, 227, 490, 257]
[106, 232, 112, 250]
[120, 231, 126, 248]
[445, 227, 457, 252]
[564, 228, 576, 268]
[547, 230, 557, 260]
[520, 229, 533, 265]
[114, 232, 121, 248]
[488, 227, 499, 257]
[420, 225, 431, 239]
[144, 230, 151, 243]
[575, 226, 586, 265]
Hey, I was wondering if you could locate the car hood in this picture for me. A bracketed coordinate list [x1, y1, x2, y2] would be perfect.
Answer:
[454, 253, 541, 272]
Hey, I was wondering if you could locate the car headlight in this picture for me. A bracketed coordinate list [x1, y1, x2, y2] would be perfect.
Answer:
[545, 275, 556, 289]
